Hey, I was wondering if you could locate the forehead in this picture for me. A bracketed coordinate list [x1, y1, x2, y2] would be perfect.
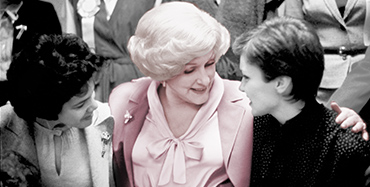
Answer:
[65, 81, 94, 105]
[185, 50, 215, 66]
[240, 53, 264, 75]
[240, 52, 251, 72]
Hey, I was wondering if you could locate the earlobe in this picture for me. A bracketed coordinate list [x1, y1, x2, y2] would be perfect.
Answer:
[161, 81, 166, 88]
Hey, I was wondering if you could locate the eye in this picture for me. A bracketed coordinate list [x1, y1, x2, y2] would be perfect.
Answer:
[205, 61, 215, 67]
[242, 76, 249, 82]
[184, 68, 195, 74]
[75, 102, 85, 109]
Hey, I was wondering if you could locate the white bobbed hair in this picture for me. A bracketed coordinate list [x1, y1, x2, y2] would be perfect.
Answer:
[127, 1, 230, 81]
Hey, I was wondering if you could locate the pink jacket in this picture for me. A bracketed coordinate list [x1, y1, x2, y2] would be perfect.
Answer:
[109, 77, 253, 187]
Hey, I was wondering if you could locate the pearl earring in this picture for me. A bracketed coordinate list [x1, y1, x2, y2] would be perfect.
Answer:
[162, 81, 166, 87]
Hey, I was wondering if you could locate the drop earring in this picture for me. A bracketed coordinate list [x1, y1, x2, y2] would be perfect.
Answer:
[162, 81, 166, 87]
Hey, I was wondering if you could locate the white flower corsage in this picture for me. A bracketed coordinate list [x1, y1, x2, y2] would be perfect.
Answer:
[77, 0, 101, 18]
[100, 131, 111, 158]
[124, 110, 133, 124]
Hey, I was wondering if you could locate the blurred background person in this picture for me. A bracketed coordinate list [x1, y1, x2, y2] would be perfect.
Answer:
[284, 0, 367, 104]
[68, 0, 155, 102]
[0, 0, 62, 80]
[326, 46, 370, 129]
[43, 0, 77, 34]
[214, 0, 284, 80]
[325, 46, 370, 187]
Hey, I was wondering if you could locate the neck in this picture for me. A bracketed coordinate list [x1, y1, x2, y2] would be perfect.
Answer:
[271, 99, 305, 124]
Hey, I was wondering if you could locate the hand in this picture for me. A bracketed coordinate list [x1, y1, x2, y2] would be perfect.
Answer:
[331, 101, 369, 141]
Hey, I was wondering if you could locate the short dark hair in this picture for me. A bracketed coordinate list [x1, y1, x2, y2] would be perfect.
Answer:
[233, 16, 324, 101]
[5, 34, 104, 121]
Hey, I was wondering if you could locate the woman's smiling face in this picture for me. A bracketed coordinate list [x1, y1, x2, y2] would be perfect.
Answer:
[165, 50, 216, 106]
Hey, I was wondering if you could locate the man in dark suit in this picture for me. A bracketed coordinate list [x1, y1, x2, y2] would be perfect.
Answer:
[7, 0, 62, 54]
[1, 0, 62, 80]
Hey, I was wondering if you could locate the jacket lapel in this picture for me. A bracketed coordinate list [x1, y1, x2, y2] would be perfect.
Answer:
[323, 0, 346, 26]
[344, 0, 359, 19]
[121, 78, 152, 186]
[323, 0, 360, 26]
[122, 102, 148, 186]
[218, 97, 244, 167]
[85, 109, 114, 187]
[217, 80, 253, 186]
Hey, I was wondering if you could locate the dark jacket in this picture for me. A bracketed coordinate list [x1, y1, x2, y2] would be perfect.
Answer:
[12, 0, 62, 55]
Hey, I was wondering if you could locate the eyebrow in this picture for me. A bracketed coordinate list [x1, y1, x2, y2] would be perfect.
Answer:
[186, 58, 215, 66]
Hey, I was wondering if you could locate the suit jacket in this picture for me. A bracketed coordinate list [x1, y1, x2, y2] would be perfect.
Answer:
[286, 0, 366, 49]
[0, 102, 115, 187]
[285, 0, 366, 88]
[109, 76, 254, 187]
[12, 0, 62, 55]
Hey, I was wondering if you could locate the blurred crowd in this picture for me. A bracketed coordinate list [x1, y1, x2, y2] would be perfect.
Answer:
[1, 0, 370, 186]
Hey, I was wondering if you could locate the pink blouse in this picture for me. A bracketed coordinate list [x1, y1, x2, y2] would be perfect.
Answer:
[132, 75, 228, 186]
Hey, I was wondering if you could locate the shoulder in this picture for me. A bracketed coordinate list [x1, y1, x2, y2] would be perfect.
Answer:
[0, 104, 14, 128]
[0, 104, 26, 133]
[219, 79, 253, 127]
[109, 77, 152, 108]
[318, 106, 370, 155]
[109, 77, 152, 124]
[20, 0, 55, 13]
[0, 104, 34, 159]
[19, 0, 61, 32]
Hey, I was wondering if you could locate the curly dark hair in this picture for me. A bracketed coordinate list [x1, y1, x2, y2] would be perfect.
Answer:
[5, 34, 104, 121]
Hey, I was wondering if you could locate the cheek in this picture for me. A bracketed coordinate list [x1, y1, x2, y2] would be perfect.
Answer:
[206, 66, 216, 77]
[243, 83, 254, 95]
[66, 109, 86, 121]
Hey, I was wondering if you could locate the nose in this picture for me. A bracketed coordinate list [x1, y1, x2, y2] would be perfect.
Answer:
[87, 92, 98, 113]
[239, 81, 246, 93]
[196, 67, 211, 85]
[87, 100, 98, 113]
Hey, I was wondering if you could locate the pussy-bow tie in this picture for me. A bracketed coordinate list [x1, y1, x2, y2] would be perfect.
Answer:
[147, 138, 204, 185]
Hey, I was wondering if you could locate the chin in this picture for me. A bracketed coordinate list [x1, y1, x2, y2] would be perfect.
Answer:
[251, 107, 261, 116]
[193, 97, 209, 106]
[79, 118, 93, 128]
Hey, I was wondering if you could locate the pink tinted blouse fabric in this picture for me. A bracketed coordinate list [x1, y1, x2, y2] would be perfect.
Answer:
[132, 76, 228, 186]
[110, 75, 254, 187]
